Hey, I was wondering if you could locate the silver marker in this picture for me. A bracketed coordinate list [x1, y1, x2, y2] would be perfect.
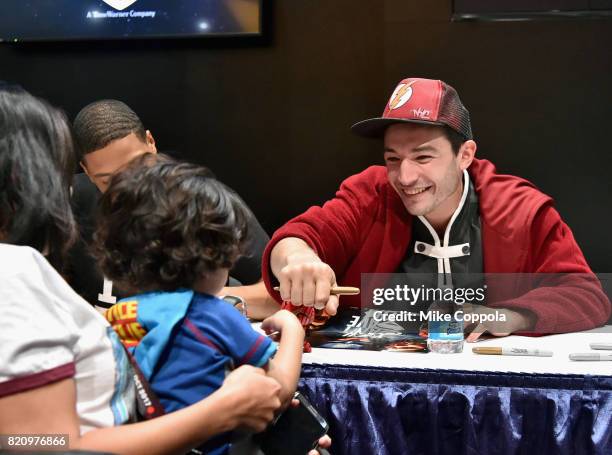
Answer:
[569, 353, 612, 361]
[589, 342, 612, 350]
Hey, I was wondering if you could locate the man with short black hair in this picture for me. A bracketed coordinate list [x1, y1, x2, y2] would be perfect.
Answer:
[262, 77, 611, 339]
[73, 99, 152, 193]
[69, 100, 278, 318]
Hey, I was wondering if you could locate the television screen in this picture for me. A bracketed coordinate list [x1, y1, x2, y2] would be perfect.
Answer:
[0, 0, 263, 42]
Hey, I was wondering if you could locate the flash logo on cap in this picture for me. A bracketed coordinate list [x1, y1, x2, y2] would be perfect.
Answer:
[388, 80, 416, 110]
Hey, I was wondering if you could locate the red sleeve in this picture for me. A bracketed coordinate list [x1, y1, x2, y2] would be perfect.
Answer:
[489, 204, 611, 333]
[262, 167, 383, 302]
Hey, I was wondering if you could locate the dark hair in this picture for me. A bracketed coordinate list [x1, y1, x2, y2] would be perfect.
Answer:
[0, 90, 77, 269]
[442, 125, 467, 155]
[92, 155, 249, 294]
[72, 99, 146, 161]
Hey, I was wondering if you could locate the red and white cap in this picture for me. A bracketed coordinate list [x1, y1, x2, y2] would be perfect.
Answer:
[351, 78, 473, 140]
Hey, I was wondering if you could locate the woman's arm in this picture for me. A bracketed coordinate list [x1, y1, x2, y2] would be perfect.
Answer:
[0, 365, 281, 455]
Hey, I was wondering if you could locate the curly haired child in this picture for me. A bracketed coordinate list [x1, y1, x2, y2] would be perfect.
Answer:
[93, 155, 304, 455]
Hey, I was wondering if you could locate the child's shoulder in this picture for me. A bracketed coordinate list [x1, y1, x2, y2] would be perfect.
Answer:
[190, 292, 241, 318]
[186, 293, 254, 343]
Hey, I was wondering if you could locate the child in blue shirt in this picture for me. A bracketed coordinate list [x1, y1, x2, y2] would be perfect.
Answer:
[93, 155, 304, 455]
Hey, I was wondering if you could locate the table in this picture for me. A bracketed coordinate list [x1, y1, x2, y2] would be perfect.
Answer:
[298, 327, 612, 455]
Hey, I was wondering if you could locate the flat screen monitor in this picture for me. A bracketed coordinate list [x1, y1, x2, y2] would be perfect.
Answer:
[0, 0, 263, 42]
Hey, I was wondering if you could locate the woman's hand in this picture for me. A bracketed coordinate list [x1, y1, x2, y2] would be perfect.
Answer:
[221, 365, 282, 432]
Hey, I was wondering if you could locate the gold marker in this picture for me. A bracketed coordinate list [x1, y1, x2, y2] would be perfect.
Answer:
[273, 286, 360, 296]
[472, 347, 553, 357]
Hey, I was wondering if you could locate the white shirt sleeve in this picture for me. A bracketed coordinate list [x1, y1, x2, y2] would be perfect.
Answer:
[0, 246, 78, 393]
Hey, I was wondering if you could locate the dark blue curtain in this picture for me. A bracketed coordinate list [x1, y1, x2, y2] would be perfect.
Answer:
[299, 365, 612, 455]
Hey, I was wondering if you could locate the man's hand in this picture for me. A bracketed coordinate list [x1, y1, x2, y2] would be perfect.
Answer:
[220, 366, 281, 432]
[463, 304, 537, 342]
[271, 238, 339, 316]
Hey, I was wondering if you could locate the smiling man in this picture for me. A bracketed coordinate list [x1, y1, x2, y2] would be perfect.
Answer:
[68, 100, 278, 318]
[262, 77, 610, 339]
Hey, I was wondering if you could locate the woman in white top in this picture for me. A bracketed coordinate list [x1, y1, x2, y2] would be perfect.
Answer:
[0, 89, 304, 454]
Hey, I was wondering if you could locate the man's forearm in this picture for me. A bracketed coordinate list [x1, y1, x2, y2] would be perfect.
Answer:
[220, 281, 280, 320]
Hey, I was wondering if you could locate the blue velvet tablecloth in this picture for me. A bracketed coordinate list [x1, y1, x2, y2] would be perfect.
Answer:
[298, 364, 612, 455]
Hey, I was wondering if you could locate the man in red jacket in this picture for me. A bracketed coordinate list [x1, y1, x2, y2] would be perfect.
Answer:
[262, 77, 610, 339]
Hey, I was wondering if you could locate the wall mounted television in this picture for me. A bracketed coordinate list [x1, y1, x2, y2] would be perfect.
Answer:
[0, 0, 263, 42]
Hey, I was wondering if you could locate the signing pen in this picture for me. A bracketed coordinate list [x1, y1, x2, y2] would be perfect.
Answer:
[589, 342, 612, 350]
[569, 353, 612, 361]
[472, 347, 553, 357]
[273, 286, 360, 296]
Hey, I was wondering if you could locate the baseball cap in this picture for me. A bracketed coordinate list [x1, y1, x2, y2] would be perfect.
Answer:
[351, 78, 473, 140]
